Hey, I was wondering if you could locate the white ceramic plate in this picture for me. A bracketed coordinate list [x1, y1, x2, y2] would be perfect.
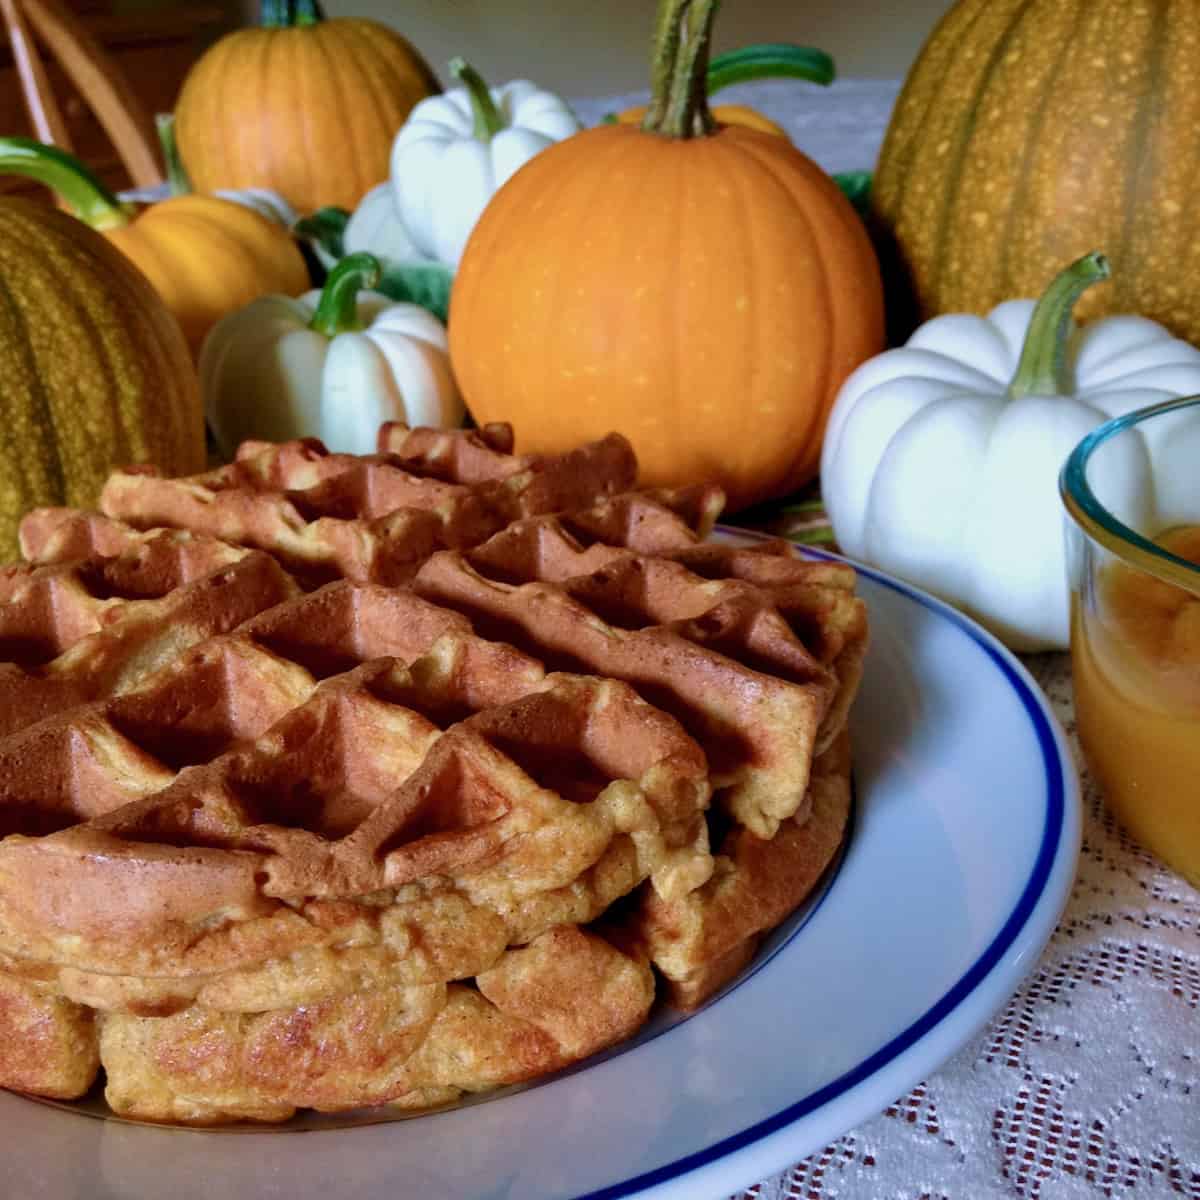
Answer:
[2, 533, 1081, 1200]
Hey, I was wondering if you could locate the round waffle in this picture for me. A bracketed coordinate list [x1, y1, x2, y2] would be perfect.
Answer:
[0, 423, 865, 1121]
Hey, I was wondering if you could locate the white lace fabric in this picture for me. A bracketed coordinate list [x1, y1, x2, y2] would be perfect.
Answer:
[734, 653, 1200, 1200]
[570, 77, 902, 178]
[569, 80, 1200, 1198]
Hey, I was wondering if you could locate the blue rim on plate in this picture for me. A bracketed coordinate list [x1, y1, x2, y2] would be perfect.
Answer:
[561, 530, 1072, 1200]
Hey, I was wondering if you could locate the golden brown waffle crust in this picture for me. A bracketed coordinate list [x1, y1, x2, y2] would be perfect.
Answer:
[0, 422, 867, 1124]
[638, 731, 854, 1011]
[0, 667, 712, 979]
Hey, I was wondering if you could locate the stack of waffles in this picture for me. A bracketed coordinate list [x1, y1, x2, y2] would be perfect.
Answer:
[0, 423, 866, 1125]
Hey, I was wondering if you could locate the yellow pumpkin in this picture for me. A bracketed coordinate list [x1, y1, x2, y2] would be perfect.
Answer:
[450, 2, 882, 512]
[104, 195, 308, 354]
[174, 0, 440, 214]
[0, 138, 309, 355]
[0, 199, 203, 560]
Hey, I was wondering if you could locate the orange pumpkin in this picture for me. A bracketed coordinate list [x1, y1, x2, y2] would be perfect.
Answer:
[0, 138, 308, 355]
[174, 0, 440, 215]
[450, 1, 883, 511]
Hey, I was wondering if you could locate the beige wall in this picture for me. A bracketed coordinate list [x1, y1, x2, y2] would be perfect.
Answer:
[324, 0, 956, 96]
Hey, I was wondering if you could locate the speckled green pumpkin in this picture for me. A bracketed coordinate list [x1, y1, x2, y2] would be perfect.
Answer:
[0, 199, 203, 560]
[872, 0, 1200, 341]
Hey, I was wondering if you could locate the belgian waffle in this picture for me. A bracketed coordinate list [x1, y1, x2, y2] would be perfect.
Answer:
[0, 422, 865, 1122]
[420, 513, 864, 1006]
[96, 425, 639, 584]
[0, 543, 710, 1117]
[98, 925, 656, 1123]
[0, 530, 297, 739]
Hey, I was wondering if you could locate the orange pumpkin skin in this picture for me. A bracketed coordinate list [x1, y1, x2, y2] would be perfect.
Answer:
[449, 123, 884, 511]
[105, 195, 309, 353]
[174, 19, 439, 215]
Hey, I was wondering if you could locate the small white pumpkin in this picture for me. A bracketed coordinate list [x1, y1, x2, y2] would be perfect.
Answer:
[390, 57, 580, 268]
[820, 253, 1200, 651]
[344, 182, 430, 270]
[201, 252, 462, 458]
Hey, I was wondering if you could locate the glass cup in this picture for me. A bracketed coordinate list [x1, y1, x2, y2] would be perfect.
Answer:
[1060, 394, 1200, 888]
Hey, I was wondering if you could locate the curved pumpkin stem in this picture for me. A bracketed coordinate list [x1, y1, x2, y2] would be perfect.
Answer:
[1007, 252, 1111, 399]
[450, 58, 506, 141]
[156, 113, 192, 198]
[0, 137, 131, 230]
[706, 43, 835, 94]
[642, 0, 720, 139]
[310, 252, 381, 337]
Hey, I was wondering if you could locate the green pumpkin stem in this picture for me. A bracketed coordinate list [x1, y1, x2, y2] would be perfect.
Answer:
[310, 252, 381, 337]
[1007, 252, 1111, 398]
[643, 0, 686, 130]
[643, 0, 720, 138]
[450, 58, 506, 141]
[260, 0, 321, 28]
[259, 0, 290, 27]
[156, 113, 192, 198]
[0, 136, 131, 229]
[705, 43, 835, 94]
[292, 0, 320, 26]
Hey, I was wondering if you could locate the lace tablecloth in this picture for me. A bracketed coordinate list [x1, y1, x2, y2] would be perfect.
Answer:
[572, 78, 1200, 1200]
[735, 651, 1200, 1200]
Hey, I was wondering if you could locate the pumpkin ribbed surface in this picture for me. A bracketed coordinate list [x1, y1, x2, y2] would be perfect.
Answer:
[105, 195, 310, 352]
[174, 19, 440, 214]
[0, 200, 203, 560]
[450, 123, 884, 511]
[873, 0, 1200, 342]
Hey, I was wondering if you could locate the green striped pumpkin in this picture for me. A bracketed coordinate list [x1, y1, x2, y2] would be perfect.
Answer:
[872, 0, 1200, 342]
[0, 199, 203, 560]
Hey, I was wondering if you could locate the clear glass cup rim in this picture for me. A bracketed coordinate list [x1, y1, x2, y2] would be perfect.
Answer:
[1060, 392, 1200, 596]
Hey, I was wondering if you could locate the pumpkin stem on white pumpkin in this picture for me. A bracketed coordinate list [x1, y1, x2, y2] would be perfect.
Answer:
[450, 58, 506, 141]
[309, 252, 382, 337]
[0, 137, 132, 230]
[643, 0, 719, 138]
[1007, 252, 1111, 399]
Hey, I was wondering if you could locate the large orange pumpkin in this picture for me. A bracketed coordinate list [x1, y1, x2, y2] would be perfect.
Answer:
[449, 0, 883, 511]
[173, 0, 440, 215]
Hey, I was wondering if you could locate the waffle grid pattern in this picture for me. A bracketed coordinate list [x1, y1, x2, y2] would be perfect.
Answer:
[0, 424, 864, 1125]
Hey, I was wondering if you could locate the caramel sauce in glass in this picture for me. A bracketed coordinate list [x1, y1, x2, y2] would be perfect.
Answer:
[1072, 526, 1200, 886]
